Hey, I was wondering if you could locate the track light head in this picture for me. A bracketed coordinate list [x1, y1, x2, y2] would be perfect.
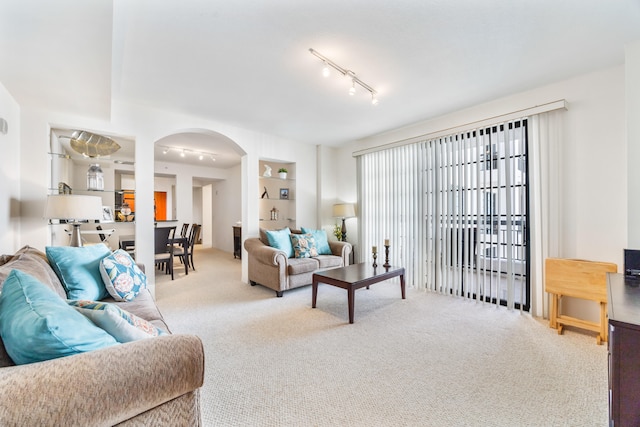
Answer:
[322, 62, 330, 78]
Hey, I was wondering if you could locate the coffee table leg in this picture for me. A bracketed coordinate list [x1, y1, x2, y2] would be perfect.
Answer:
[312, 278, 318, 308]
[400, 274, 406, 299]
[348, 287, 355, 323]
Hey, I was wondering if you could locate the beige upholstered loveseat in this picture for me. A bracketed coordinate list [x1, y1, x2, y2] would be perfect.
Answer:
[244, 228, 352, 297]
[0, 246, 204, 426]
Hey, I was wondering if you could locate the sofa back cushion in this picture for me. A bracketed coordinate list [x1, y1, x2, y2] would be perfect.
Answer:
[0, 246, 66, 299]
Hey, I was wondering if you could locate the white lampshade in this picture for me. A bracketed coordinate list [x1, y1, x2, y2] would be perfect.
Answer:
[333, 203, 356, 219]
[44, 195, 103, 221]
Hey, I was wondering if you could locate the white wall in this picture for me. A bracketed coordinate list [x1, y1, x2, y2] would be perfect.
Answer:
[331, 65, 629, 320]
[0, 82, 21, 253]
[627, 41, 640, 248]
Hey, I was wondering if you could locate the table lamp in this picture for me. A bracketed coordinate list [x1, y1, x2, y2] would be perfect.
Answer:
[332, 203, 356, 242]
[45, 195, 103, 247]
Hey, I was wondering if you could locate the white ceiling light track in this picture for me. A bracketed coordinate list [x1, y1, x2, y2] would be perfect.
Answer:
[158, 144, 217, 162]
[309, 48, 379, 105]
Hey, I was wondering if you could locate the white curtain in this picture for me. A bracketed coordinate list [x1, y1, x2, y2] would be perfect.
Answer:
[528, 110, 563, 318]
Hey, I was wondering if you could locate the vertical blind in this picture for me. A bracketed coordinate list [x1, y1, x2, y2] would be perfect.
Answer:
[357, 119, 529, 310]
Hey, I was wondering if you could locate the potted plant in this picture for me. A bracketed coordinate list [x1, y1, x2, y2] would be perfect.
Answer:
[278, 168, 288, 179]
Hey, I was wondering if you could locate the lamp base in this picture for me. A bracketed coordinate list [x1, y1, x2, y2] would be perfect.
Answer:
[341, 218, 347, 242]
[69, 223, 83, 247]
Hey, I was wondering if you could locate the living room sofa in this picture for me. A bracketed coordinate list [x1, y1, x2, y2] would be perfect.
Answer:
[0, 245, 204, 426]
[244, 228, 352, 297]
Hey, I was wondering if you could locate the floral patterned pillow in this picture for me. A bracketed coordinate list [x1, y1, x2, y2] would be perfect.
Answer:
[68, 300, 166, 343]
[290, 233, 318, 258]
[99, 249, 147, 301]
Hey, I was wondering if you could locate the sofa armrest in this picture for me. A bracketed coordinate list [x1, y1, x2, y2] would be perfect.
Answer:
[0, 334, 204, 426]
[244, 238, 288, 266]
[329, 241, 352, 265]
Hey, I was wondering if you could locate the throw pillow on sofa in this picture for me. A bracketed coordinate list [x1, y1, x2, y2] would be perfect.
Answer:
[68, 300, 166, 343]
[99, 249, 147, 301]
[300, 227, 332, 255]
[290, 233, 318, 258]
[46, 243, 112, 300]
[265, 227, 294, 258]
[0, 270, 118, 365]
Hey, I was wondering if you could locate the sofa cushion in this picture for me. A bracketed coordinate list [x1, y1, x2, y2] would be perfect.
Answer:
[290, 233, 318, 258]
[46, 243, 112, 300]
[0, 246, 66, 299]
[68, 300, 166, 343]
[314, 254, 344, 269]
[99, 249, 147, 301]
[0, 270, 118, 365]
[301, 227, 332, 255]
[265, 227, 294, 258]
[287, 257, 319, 275]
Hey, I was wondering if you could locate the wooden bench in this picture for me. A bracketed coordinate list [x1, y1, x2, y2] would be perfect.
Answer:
[545, 258, 617, 345]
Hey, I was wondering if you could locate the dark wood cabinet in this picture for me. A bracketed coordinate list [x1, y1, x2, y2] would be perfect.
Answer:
[233, 226, 241, 259]
[608, 273, 640, 426]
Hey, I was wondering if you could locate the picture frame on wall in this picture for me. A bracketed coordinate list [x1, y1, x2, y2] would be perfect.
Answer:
[280, 188, 289, 200]
[102, 206, 114, 223]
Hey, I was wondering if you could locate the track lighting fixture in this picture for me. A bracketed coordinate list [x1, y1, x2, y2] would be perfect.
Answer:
[309, 48, 379, 105]
[157, 144, 217, 162]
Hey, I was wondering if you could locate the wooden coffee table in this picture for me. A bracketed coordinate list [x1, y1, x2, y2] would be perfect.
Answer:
[312, 263, 405, 324]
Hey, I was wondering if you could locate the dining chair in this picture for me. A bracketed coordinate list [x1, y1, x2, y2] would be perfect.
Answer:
[154, 226, 175, 280]
[180, 223, 190, 238]
[174, 224, 200, 271]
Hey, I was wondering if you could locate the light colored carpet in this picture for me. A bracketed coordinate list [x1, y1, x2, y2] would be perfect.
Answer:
[156, 247, 608, 427]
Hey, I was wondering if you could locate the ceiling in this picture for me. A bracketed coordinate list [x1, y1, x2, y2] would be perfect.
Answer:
[2, 0, 640, 165]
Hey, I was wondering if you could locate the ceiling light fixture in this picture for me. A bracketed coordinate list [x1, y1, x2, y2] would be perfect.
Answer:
[157, 145, 218, 162]
[309, 48, 379, 105]
[62, 130, 121, 158]
[322, 61, 330, 78]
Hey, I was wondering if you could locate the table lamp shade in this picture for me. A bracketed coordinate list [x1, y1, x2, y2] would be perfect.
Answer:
[45, 195, 103, 222]
[333, 203, 356, 219]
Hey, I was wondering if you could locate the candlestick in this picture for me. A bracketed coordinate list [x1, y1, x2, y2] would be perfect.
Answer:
[383, 244, 390, 268]
[372, 251, 377, 268]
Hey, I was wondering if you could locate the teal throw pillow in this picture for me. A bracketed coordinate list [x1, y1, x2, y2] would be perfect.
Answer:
[0, 270, 118, 365]
[265, 227, 294, 258]
[301, 227, 332, 255]
[46, 243, 112, 300]
[290, 233, 318, 258]
[68, 300, 166, 343]
[99, 249, 147, 301]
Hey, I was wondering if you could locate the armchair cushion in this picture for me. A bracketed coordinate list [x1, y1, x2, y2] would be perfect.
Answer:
[0, 270, 118, 365]
[46, 243, 112, 300]
[265, 227, 294, 257]
[68, 300, 167, 343]
[287, 257, 319, 275]
[99, 249, 147, 301]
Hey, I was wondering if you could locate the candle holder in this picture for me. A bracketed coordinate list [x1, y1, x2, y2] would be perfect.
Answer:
[383, 245, 391, 268]
[372, 251, 378, 268]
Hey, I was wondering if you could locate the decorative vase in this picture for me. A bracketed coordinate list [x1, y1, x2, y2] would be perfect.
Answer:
[279, 172, 287, 180]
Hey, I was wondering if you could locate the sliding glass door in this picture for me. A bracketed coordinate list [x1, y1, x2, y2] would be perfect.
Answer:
[358, 119, 529, 311]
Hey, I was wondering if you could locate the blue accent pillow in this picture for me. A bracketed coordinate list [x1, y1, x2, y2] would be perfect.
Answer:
[99, 249, 147, 301]
[0, 270, 118, 365]
[68, 300, 166, 343]
[290, 233, 318, 258]
[265, 227, 294, 258]
[46, 243, 112, 300]
[301, 227, 332, 255]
